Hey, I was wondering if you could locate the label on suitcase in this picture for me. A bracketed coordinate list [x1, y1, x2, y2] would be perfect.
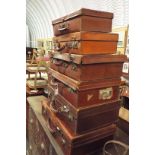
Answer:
[50, 53, 127, 81]
[49, 94, 120, 135]
[53, 31, 118, 55]
[52, 8, 113, 36]
[45, 105, 116, 155]
[48, 69, 121, 108]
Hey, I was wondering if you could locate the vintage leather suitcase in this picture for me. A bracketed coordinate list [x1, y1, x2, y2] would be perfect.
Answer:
[50, 53, 126, 81]
[52, 8, 113, 36]
[48, 69, 121, 108]
[53, 31, 118, 55]
[45, 93, 120, 135]
[46, 105, 116, 155]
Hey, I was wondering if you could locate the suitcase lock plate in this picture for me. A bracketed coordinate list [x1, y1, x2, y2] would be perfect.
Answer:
[59, 105, 69, 113]
[99, 87, 113, 100]
[59, 106, 74, 121]
[67, 37, 79, 49]
[71, 63, 78, 71]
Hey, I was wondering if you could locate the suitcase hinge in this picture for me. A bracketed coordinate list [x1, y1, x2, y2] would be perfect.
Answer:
[67, 87, 77, 93]
[68, 113, 75, 122]
[71, 63, 78, 71]
[62, 62, 69, 68]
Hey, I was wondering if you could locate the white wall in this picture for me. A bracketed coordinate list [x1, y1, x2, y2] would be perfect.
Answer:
[26, 0, 128, 48]
[26, 24, 30, 47]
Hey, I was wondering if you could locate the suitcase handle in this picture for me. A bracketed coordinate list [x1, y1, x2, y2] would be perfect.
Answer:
[58, 22, 69, 31]
[48, 89, 54, 100]
[47, 118, 57, 135]
[53, 58, 63, 66]
[50, 101, 58, 113]
[50, 100, 70, 115]
[41, 100, 48, 114]
[48, 77, 59, 91]
[47, 118, 67, 145]
[42, 106, 47, 115]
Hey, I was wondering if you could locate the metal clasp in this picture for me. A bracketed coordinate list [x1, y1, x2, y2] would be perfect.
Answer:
[67, 37, 79, 49]
[59, 105, 70, 113]
[99, 87, 113, 100]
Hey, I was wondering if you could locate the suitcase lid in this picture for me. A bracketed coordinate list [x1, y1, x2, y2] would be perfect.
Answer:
[52, 52, 127, 65]
[47, 106, 116, 147]
[52, 8, 113, 24]
[53, 31, 118, 42]
[49, 68, 121, 91]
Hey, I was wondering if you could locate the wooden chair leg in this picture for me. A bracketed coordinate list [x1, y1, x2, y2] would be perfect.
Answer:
[34, 72, 37, 90]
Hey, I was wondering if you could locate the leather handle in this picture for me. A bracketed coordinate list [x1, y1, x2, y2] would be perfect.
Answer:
[46, 118, 57, 135]
[49, 79, 58, 90]
[50, 100, 70, 114]
[58, 22, 69, 31]
[50, 101, 58, 114]
[53, 59, 63, 66]
[47, 117, 67, 145]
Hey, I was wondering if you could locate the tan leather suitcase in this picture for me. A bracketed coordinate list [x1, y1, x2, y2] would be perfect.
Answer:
[48, 69, 121, 108]
[53, 31, 118, 55]
[45, 106, 116, 155]
[46, 93, 120, 135]
[50, 53, 126, 81]
[52, 8, 113, 36]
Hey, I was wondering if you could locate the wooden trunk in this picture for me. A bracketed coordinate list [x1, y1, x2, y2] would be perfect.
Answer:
[50, 53, 127, 81]
[48, 69, 121, 108]
[52, 8, 113, 36]
[46, 106, 116, 155]
[53, 31, 118, 55]
[27, 102, 52, 155]
[43, 94, 120, 135]
[27, 96, 64, 155]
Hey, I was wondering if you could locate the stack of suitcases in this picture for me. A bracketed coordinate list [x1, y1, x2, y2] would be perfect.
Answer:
[41, 8, 127, 155]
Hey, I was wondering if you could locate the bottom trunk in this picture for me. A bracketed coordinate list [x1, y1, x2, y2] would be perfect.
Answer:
[45, 104, 116, 155]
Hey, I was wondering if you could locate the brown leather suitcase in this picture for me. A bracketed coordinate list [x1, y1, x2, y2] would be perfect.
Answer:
[48, 69, 121, 108]
[52, 8, 113, 36]
[53, 31, 118, 55]
[50, 53, 126, 81]
[46, 106, 116, 155]
[47, 93, 120, 135]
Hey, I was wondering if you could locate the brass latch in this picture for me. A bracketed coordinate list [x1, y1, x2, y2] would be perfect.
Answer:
[99, 87, 113, 100]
